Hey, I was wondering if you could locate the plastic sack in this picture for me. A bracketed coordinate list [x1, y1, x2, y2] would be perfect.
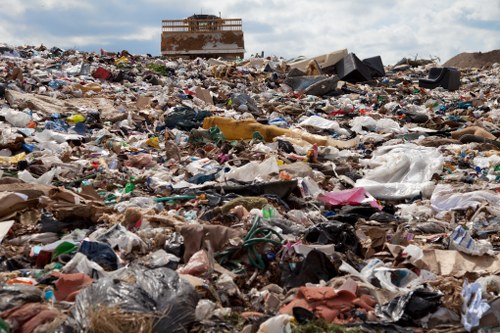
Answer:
[431, 184, 500, 212]
[71, 265, 198, 333]
[355, 144, 443, 199]
[461, 280, 490, 332]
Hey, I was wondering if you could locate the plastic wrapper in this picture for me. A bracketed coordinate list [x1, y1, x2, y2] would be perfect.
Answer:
[71, 265, 198, 333]
[461, 280, 490, 332]
[177, 249, 210, 276]
[355, 144, 443, 199]
[448, 225, 494, 256]
[62, 252, 108, 279]
[91, 223, 147, 255]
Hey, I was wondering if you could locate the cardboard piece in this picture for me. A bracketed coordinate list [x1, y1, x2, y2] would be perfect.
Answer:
[193, 86, 213, 105]
[288, 49, 348, 73]
[0, 220, 15, 243]
[0, 192, 35, 221]
[421, 249, 500, 277]
[136, 96, 152, 109]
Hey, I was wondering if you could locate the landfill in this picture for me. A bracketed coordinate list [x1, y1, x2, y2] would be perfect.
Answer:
[1, 44, 500, 333]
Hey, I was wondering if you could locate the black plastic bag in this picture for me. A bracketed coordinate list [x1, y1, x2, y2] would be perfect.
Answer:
[71, 265, 198, 333]
[282, 250, 340, 289]
[304, 221, 360, 254]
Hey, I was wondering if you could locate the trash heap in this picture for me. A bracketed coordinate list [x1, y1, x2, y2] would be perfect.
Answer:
[1, 44, 500, 333]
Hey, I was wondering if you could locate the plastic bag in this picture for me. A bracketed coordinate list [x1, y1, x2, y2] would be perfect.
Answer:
[304, 221, 359, 254]
[431, 184, 500, 212]
[17, 167, 59, 185]
[350, 116, 377, 134]
[222, 156, 279, 182]
[71, 265, 198, 333]
[461, 280, 490, 332]
[91, 223, 147, 255]
[376, 288, 442, 324]
[318, 187, 382, 209]
[355, 144, 443, 199]
[62, 252, 107, 279]
[299, 115, 349, 136]
[3, 108, 32, 127]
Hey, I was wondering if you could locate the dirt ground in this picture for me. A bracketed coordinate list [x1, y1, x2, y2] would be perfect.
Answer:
[443, 49, 500, 68]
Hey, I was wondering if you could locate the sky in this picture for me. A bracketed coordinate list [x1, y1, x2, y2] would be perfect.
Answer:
[0, 0, 499, 65]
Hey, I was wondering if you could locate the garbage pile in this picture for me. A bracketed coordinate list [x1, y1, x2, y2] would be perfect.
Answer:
[1, 44, 500, 333]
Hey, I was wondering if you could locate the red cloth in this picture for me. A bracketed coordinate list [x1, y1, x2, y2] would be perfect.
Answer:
[0, 303, 60, 333]
[92, 67, 111, 80]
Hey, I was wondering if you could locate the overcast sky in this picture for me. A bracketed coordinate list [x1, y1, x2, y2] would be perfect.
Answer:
[1, 0, 499, 64]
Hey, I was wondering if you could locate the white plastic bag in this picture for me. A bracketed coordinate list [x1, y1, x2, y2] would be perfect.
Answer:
[222, 156, 279, 182]
[299, 115, 350, 136]
[431, 184, 500, 211]
[462, 280, 490, 332]
[355, 144, 443, 199]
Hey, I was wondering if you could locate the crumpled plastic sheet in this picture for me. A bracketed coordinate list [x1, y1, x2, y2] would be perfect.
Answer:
[318, 187, 382, 209]
[222, 156, 279, 182]
[431, 184, 500, 212]
[355, 143, 443, 199]
[299, 115, 350, 136]
[71, 265, 198, 333]
[376, 288, 442, 324]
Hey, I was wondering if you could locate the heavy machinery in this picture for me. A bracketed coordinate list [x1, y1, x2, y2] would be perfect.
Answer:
[161, 14, 245, 59]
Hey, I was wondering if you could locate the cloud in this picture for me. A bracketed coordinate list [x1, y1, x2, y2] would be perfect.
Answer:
[0, 0, 498, 64]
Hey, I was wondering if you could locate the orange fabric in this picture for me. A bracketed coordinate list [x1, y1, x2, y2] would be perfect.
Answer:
[52, 272, 93, 302]
[280, 279, 377, 323]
